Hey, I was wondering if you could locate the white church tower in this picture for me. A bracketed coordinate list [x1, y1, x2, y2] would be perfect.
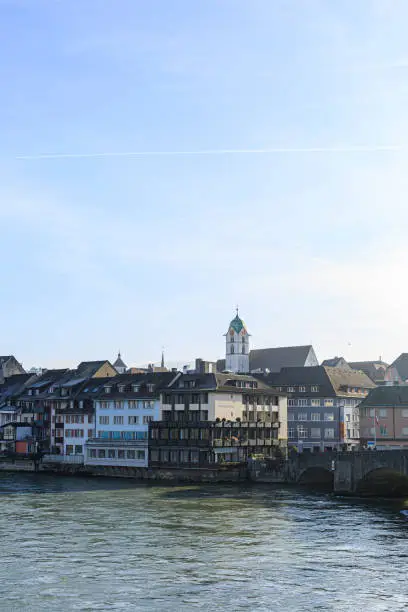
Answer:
[225, 309, 250, 373]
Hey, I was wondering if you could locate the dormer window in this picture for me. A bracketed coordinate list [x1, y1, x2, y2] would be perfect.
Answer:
[49, 386, 55, 394]
[132, 384, 140, 393]
[147, 384, 155, 392]
[118, 385, 126, 393]
[28, 390, 33, 396]
[104, 386, 112, 394]
[35, 389, 40, 395]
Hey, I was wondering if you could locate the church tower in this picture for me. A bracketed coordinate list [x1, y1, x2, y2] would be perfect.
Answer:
[225, 309, 250, 373]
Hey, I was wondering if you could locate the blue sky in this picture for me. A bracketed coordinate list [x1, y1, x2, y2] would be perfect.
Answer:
[1, 0, 408, 369]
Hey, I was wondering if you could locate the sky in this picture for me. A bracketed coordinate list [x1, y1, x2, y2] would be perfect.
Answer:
[1, 0, 408, 369]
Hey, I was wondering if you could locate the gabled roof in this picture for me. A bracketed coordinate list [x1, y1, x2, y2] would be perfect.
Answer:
[348, 361, 388, 383]
[390, 354, 408, 382]
[359, 385, 408, 407]
[249, 345, 317, 373]
[321, 357, 350, 369]
[76, 361, 114, 378]
[0, 356, 12, 363]
[263, 365, 375, 397]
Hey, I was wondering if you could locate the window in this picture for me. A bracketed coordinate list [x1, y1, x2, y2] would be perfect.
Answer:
[99, 416, 109, 425]
[231, 344, 234, 354]
[288, 399, 296, 407]
[379, 409, 387, 417]
[287, 387, 296, 392]
[114, 416, 124, 425]
[324, 399, 334, 407]
[311, 399, 320, 407]
[88, 449, 97, 458]
[108, 449, 116, 459]
[74, 445, 83, 454]
[288, 413, 295, 421]
[299, 386, 306, 392]
[298, 399, 308, 407]
[324, 413, 334, 421]
[118, 450, 125, 459]
[298, 413, 307, 421]
[324, 428, 334, 439]
[137, 450, 145, 460]
[310, 428, 321, 438]
[104, 386, 112, 394]
[297, 426, 308, 438]
[127, 450, 136, 459]
[114, 401, 124, 410]
[311, 386, 319, 392]
[402, 428, 408, 435]
[143, 416, 153, 424]
[380, 425, 387, 435]
[288, 428, 295, 439]
[128, 400, 137, 409]
[128, 416, 139, 425]
[147, 384, 155, 393]
[118, 385, 126, 393]
[369, 408, 376, 417]
[87, 429, 93, 438]
[311, 413, 320, 421]
[402, 410, 408, 418]
[66, 445, 74, 455]
[66, 415, 71, 424]
[132, 384, 140, 392]
[97, 449, 106, 458]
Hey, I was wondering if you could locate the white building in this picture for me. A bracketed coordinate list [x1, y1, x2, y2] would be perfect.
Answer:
[85, 372, 176, 468]
[225, 310, 250, 373]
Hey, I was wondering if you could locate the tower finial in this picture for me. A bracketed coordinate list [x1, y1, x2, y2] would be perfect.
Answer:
[161, 347, 165, 368]
[236, 304, 239, 316]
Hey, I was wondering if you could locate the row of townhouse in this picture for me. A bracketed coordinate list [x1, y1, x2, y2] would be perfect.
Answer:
[0, 364, 289, 467]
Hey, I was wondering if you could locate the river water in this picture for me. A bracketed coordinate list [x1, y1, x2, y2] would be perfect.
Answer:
[1, 474, 408, 611]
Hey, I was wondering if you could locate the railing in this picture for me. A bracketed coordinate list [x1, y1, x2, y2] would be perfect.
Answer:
[42, 454, 84, 464]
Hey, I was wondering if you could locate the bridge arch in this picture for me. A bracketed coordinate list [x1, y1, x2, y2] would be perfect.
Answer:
[356, 467, 408, 497]
[298, 467, 334, 490]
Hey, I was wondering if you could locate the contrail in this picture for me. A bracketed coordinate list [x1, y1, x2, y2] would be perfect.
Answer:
[15, 145, 403, 160]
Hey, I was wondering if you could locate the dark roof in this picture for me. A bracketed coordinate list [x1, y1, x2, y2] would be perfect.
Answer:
[249, 345, 317, 373]
[96, 372, 178, 399]
[263, 366, 375, 397]
[391, 354, 408, 382]
[321, 357, 350, 369]
[76, 361, 115, 378]
[359, 386, 408, 407]
[0, 356, 12, 363]
[348, 361, 388, 382]
[113, 353, 127, 369]
[167, 372, 280, 395]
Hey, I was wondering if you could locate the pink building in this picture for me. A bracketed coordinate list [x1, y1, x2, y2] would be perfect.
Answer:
[359, 386, 408, 449]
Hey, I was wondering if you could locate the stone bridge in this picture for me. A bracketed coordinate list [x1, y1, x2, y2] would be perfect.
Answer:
[251, 450, 408, 496]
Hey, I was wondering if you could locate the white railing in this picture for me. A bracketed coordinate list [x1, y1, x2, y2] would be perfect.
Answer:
[42, 454, 84, 464]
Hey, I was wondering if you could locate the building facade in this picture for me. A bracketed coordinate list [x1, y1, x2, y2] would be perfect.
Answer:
[85, 372, 177, 468]
[265, 366, 375, 451]
[149, 372, 287, 467]
[359, 386, 408, 449]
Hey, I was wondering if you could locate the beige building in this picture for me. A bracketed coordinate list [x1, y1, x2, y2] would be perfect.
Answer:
[151, 372, 288, 467]
[359, 386, 408, 449]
